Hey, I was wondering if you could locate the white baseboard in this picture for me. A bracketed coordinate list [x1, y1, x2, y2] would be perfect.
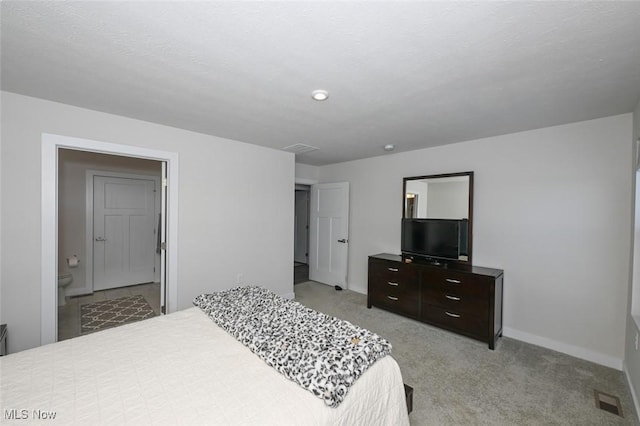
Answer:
[503, 327, 623, 370]
[623, 361, 640, 422]
[348, 284, 367, 295]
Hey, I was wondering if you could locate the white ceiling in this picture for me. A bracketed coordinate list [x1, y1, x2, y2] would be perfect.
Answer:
[2, 1, 640, 166]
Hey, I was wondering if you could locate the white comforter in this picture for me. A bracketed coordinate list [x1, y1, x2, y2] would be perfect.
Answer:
[1, 307, 410, 425]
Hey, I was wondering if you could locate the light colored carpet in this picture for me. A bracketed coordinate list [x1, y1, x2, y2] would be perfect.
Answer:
[294, 281, 637, 425]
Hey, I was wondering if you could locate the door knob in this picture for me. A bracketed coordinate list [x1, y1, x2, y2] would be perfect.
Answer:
[95, 236, 107, 241]
[337, 238, 348, 243]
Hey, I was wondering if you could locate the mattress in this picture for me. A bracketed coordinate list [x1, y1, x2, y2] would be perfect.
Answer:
[0, 307, 410, 425]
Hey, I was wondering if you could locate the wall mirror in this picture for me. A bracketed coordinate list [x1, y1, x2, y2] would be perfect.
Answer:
[402, 171, 474, 264]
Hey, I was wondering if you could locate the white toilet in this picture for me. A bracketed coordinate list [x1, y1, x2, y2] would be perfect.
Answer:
[57, 273, 73, 306]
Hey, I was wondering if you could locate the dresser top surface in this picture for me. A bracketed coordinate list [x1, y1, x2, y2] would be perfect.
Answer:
[369, 253, 503, 278]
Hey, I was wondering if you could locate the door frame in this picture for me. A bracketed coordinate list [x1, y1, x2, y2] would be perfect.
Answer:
[76, 170, 161, 296]
[41, 133, 179, 346]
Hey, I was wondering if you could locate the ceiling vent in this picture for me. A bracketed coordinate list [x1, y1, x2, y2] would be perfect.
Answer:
[282, 144, 319, 155]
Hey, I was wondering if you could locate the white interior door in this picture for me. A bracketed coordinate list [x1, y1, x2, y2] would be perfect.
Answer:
[294, 189, 309, 264]
[93, 176, 156, 291]
[309, 182, 349, 288]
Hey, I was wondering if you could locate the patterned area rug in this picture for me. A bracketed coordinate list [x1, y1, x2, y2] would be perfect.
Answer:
[80, 295, 156, 334]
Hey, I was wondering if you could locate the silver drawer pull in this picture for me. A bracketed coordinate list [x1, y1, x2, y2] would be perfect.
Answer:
[445, 295, 461, 301]
[445, 278, 461, 284]
[388, 267, 399, 272]
[387, 282, 399, 286]
[387, 296, 399, 301]
[445, 311, 461, 318]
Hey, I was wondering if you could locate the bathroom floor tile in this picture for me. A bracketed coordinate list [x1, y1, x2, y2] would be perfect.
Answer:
[75, 292, 107, 305]
[104, 287, 133, 300]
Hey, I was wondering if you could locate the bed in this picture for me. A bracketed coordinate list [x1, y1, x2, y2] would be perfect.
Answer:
[1, 288, 410, 425]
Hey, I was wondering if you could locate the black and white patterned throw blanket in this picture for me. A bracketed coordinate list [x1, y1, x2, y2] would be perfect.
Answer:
[193, 286, 392, 408]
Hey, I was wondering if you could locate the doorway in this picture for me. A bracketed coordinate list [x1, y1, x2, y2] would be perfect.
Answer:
[42, 133, 179, 346]
[294, 185, 310, 284]
[57, 150, 165, 340]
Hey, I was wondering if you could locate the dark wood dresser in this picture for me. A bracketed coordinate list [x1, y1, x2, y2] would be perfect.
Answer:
[368, 253, 503, 349]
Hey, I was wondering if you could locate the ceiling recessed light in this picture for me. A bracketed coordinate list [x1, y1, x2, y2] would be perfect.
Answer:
[384, 144, 395, 151]
[311, 90, 329, 101]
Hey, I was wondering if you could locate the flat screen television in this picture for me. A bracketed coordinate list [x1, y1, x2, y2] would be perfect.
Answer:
[401, 218, 467, 262]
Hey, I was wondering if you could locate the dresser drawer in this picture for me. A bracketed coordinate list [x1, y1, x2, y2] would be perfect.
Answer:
[421, 305, 488, 338]
[422, 287, 488, 316]
[369, 260, 418, 286]
[371, 278, 418, 297]
[368, 259, 419, 317]
[370, 267, 419, 296]
[370, 287, 419, 317]
[422, 268, 489, 299]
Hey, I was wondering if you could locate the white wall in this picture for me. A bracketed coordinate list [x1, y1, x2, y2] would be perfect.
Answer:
[58, 150, 162, 295]
[295, 163, 320, 183]
[0, 91, 294, 353]
[319, 114, 633, 368]
[426, 180, 468, 219]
